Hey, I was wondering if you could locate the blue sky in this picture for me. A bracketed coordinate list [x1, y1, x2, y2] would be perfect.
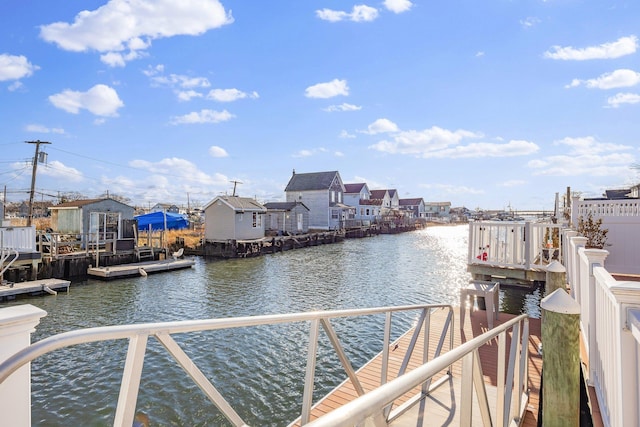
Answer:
[1, 0, 639, 211]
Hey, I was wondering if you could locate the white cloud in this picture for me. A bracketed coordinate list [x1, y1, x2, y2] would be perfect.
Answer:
[499, 180, 526, 187]
[528, 136, 635, 177]
[209, 145, 229, 158]
[423, 140, 539, 159]
[475, 51, 485, 58]
[177, 90, 203, 102]
[335, 151, 345, 157]
[419, 183, 484, 195]
[520, 17, 540, 29]
[151, 73, 211, 89]
[316, 5, 378, 22]
[0, 54, 39, 81]
[129, 157, 226, 185]
[40, 0, 234, 67]
[207, 88, 259, 102]
[544, 35, 638, 60]
[365, 118, 399, 134]
[607, 92, 640, 108]
[48, 84, 124, 117]
[566, 69, 640, 89]
[305, 79, 349, 98]
[324, 103, 362, 112]
[25, 124, 65, 134]
[384, 0, 412, 13]
[169, 109, 235, 125]
[339, 130, 356, 139]
[40, 160, 84, 182]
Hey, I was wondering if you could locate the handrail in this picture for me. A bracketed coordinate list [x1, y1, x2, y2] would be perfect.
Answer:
[0, 248, 19, 278]
[306, 314, 530, 427]
[0, 303, 454, 427]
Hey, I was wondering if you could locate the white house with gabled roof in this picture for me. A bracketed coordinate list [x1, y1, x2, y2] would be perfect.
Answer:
[203, 196, 266, 241]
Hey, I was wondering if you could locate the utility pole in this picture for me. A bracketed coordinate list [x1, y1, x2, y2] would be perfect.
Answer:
[26, 140, 51, 227]
[230, 180, 243, 197]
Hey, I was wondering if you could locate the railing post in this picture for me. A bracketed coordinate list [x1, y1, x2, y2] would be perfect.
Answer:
[562, 230, 578, 293]
[545, 261, 567, 297]
[0, 304, 47, 427]
[583, 248, 608, 384]
[524, 222, 532, 270]
[568, 236, 587, 306]
[541, 289, 581, 427]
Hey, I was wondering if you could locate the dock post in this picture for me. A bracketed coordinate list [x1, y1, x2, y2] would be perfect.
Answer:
[541, 289, 581, 427]
[545, 261, 566, 297]
[0, 304, 47, 427]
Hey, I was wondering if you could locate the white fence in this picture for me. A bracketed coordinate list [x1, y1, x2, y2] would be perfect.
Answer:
[571, 198, 640, 275]
[0, 226, 36, 252]
[564, 232, 640, 427]
[468, 221, 563, 269]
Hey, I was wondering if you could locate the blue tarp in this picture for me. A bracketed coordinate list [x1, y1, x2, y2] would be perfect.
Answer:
[135, 211, 189, 231]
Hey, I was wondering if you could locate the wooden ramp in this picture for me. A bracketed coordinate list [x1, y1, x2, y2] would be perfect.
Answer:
[0, 278, 71, 301]
[292, 308, 542, 427]
[87, 258, 196, 279]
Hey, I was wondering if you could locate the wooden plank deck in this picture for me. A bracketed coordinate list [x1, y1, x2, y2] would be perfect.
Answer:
[87, 258, 196, 279]
[0, 278, 71, 300]
[291, 307, 542, 426]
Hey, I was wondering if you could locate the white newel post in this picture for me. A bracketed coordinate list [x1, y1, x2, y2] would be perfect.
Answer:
[608, 280, 640, 427]
[583, 248, 608, 385]
[569, 236, 588, 302]
[0, 304, 47, 427]
[562, 230, 578, 292]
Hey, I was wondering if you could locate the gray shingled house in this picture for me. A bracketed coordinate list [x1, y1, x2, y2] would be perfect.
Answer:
[263, 201, 310, 235]
[203, 196, 266, 241]
[284, 170, 354, 230]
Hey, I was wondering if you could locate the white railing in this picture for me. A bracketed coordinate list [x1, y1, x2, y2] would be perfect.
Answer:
[468, 221, 563, 269]
[571, 198, 640, 275]
[0, 226, 37, 252]
[305, 314, 530, 427]
[0, 304, 454, 427]
[563, 231, 640, 427]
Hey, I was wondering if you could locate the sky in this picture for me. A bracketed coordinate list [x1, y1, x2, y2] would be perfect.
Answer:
[1, 0, 639, 212]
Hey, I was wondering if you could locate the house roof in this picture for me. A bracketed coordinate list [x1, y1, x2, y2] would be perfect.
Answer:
[399, 198, 424, 206]
[344, 183, 367, 194]
[369, 190, 388, 199]
[263, 201, 309, 211]
[284, 171, 341, 192]
[604, 189, 630, 200]
[205, 196, 266, 212]
[361, 199, 383, 206]
[49, 198, 132, 209]
[387, 189, 397, 198]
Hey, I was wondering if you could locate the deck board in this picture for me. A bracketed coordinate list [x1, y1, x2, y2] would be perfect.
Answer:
[290, 307, 543, 426]
[0, 278, 71, 299]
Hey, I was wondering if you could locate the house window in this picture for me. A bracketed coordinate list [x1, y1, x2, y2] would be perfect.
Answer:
[253, 212, 261, 228]
[331, 210, 339, 219]
[366, 208, 370, 216]
[338, 192, 342, 203]
[330, 191, 335, 203]
[360, 208, 364, 215]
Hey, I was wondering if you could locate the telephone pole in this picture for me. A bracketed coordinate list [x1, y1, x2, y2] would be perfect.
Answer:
[26, 140, 51, 226]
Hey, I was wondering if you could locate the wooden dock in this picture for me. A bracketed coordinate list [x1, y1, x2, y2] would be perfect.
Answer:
[87, 258, 196, 279]
[292, 308, 543, 426]
[0, 278, 71, 301]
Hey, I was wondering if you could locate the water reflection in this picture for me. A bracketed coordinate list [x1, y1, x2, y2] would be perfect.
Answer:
[3, 224, 540, 426]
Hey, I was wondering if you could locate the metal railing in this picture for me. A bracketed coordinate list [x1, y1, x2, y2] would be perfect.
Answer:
[306, 314, 530, 427]
[0, 304, 454, 427]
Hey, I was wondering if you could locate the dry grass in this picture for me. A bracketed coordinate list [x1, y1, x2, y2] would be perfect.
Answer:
[8, 217, 203, 249]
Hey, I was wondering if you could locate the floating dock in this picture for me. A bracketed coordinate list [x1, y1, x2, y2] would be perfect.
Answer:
[87, 258, 196, 280]
[0, 279, 71, 301]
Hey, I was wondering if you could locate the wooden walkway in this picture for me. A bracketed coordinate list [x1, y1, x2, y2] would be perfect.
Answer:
[0, 278, 71, 301]
[292, 308, 542, 426]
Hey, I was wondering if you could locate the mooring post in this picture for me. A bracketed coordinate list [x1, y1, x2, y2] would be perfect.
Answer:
[545, 261, 567, 297]
[541, 289, 581, 427]
[0, 304, 47, 427]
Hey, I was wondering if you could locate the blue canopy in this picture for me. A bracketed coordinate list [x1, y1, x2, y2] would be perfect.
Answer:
[135, 211, 189, 231]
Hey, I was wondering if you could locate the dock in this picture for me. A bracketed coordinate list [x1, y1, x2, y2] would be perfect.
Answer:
[0, 278, 71, 301]
[87, 258, 196, 279]
[292, 308, 543, 427]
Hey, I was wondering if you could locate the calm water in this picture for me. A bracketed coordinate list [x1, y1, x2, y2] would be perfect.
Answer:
[5, 225, 541, 426]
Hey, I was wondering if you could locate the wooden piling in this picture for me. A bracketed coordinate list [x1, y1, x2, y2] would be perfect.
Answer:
[541, 288, 581, 427]
[545, 261, 567, 297]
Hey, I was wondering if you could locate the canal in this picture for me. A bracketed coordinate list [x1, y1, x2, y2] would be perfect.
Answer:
[4, 224, 541, 426]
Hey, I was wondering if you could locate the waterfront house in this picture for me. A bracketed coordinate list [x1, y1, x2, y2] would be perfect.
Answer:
[263, 202, 310, 235]
[399, 198, 426, 219]
[48, 198, 136, 248]
[343, 183, 380, 222]
[203, 195, 266, 241]
[424, 201, 451, 221]
[284, 170, 353, 230]
[150, 203, 180, 214]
